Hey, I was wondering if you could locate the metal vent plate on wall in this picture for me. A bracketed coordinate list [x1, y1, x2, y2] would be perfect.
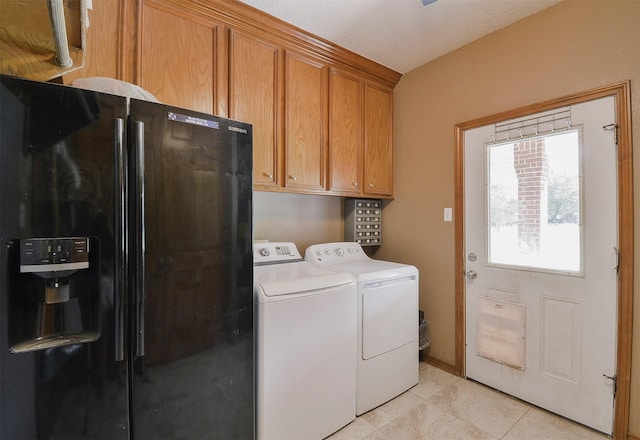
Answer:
[344, 199, 382, 246]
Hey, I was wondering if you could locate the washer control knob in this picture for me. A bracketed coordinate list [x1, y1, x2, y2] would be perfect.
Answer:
[335, 248, 345, 256]
[324, 249, 332, 256]
[259, 248, 270, 257]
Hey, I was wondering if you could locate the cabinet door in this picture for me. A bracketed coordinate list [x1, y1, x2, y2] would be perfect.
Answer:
[139, 4, 218, 114]
[364, 83, 394, 196]
[229, 31, 280, 188]
[328, 69, 363, 195]
[284, 52, 327, 192]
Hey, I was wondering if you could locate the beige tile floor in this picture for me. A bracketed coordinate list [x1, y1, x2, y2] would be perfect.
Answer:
[327, 362, 609, 440]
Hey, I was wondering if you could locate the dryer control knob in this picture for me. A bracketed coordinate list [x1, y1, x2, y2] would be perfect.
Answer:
[335, 248, 345, 256]
[347, 248, 355, 254]
[259, 248, 270, 257]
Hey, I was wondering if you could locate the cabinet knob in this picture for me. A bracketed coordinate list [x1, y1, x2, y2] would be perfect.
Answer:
[353, 182, 358, 187]
[263, 172, 273, 179]
[368, 183, 374, 189]
[289, 175, 297, 181]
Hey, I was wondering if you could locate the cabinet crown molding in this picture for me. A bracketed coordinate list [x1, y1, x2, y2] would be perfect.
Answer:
[167, 0, 402, 88]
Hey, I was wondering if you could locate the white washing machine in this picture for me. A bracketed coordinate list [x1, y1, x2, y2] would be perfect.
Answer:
[254, 242, 357, 440]
[305, 242, 419, 415]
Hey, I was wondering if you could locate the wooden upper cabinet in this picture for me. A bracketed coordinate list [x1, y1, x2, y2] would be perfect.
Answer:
[139, 3, 218, 113]
[284, 51, 328, 192]
[328, 69, 363, 195]
[82, 0, 399, 197]
[364, 82, 394, 196]
[228, 30, 280, 188]
[64, 0, 121, 83]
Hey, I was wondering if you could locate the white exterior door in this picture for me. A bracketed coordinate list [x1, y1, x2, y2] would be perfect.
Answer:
[464, 96, 617, 434]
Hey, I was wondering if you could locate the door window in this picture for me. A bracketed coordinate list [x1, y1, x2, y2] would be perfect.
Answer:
[487, 130, 582, 274]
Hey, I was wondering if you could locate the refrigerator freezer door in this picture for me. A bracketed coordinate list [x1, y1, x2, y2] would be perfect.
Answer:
[0, 75, 130, 439]
[129, 100, 254, 439]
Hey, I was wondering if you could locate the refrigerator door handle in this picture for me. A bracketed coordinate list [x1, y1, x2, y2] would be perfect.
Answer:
[114, 117, 125, 362]
[134, 121, 145, 358]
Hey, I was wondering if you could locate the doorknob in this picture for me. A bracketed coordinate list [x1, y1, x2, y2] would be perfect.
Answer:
[465, 270, 478, 280]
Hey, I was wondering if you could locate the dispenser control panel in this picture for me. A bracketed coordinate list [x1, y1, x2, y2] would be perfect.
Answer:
[20, 237, 89, 273]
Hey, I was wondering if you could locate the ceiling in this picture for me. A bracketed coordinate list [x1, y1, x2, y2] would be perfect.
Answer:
[235, 0, 562, 74]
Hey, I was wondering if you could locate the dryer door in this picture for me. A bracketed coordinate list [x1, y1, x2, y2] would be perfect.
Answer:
[362, 276, 417, 360]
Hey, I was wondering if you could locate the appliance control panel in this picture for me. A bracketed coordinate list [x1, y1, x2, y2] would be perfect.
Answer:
[20, 237, 89, 273]
[253, 242, 303, 265]
[305, 242, 369, 264]
[344, 199, 382, 246]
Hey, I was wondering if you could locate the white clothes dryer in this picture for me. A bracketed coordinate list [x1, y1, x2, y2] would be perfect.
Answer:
[254, 242, 357, 440]
[305, 242, 419, 415]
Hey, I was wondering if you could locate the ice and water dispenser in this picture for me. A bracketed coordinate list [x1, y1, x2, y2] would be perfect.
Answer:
[7, 236, 101, 353]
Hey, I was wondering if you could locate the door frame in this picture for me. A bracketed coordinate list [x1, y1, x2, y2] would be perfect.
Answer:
[453, 82, 633, 440]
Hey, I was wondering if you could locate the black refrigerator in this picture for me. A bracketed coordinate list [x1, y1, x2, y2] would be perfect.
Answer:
[0, 74, 254, 439]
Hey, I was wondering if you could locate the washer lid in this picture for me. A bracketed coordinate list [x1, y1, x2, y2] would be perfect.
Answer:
[254, 261, 355, 297]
